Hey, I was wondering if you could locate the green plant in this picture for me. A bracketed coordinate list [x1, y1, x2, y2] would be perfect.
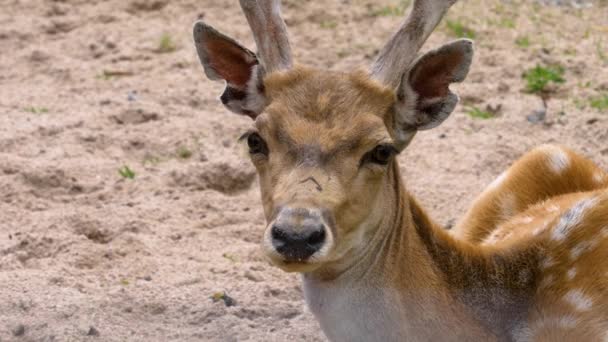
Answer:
[597, 40, 607, 63]
[466, 106, 493, 119]
[176, 146, 193, 159]
[96, 71, 111, 80]
[142, 154, 162, 165]
[96, 69, 134, 80]
[515, 36, 530, 48]
[499, 18, 515, 28]
[118, 165, 136, 179]
[445, 19, 476, 39]
[573, 98, 587, 110]
[319, 20, 337, 29]
[24, 106, 49, 114]
[222, 253, 237, 262]
[372, 0, 411, 17]
[210, 291, 236, 306]
[590, 94, 608, 111]
[158, 33, 177, 53]
[522, 65, 565, 94]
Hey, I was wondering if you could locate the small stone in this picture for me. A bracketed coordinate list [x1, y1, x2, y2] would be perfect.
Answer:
[527, 108, 546, 124]
[485, 103, 502, 116]
[244, 271, 263, 282]
[128, 0, 168, 12]
[444, 218, 456, 230]
[127, 90, 137, 102]
[223, 294, 237, 307]
[211, 291, 237, 307]
[87, 326, 100, 336]
[586, 118, 598, 125]
[111, 108, 159, 125]
[12, 324, 25, 336]
[30, 50, 51, 62]
[497, 82, 510, 92]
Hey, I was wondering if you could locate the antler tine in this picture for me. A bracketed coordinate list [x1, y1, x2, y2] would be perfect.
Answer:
[370, 0, 458, 88]
[239, 0, 293, 73]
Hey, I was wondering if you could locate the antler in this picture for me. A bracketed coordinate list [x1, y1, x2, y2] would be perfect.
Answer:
[370, 0, 458, 88]
[239, 0, 293, 73]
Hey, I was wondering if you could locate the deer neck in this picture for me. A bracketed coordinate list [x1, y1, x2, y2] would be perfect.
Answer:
[301, 161, 535, 341]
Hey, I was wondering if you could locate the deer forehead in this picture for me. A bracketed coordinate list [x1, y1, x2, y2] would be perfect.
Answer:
[255, 68, 398, 155]
[263, 67, 396, 120]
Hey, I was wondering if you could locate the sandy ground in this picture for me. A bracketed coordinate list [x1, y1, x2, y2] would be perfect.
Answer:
[0, 0, 607, 341]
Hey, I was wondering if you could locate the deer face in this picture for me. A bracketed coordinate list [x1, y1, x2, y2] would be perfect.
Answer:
[193, 0, 473, 272]
[243, 68, 398, 272]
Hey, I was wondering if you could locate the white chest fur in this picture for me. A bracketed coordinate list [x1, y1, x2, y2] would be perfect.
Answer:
[301, 275, 493, 342]
[302, 275, 407, 342]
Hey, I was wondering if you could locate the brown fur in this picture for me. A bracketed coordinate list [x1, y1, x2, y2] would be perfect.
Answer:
[194, 1, 608, 338]
[242, 67, 608, 340]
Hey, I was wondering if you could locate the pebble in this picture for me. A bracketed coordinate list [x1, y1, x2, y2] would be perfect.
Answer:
[527, 108, 546, 124]
[12, 324, 25, 336]
[87, 326, 100, 336]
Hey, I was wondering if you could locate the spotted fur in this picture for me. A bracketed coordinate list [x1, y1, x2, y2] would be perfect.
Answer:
[192, 0, 608, 340]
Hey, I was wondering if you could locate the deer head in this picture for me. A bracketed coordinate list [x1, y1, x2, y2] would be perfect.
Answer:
[193, 0, 473, 273]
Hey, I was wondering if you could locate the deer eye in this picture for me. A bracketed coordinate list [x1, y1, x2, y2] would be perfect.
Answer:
[363, 144, 396, 165]
[247, 133, 268, 155]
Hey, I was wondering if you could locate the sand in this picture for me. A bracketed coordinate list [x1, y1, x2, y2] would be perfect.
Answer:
[0, 0, 607, 340]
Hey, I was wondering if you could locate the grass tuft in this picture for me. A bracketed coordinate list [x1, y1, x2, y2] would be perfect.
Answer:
[445, 19, 476, 39]
[118, 165, 136, 179]
[319, 20, 337, 29]
[499, 18, 515, 29]
[515, 36, 530, 48]
[371, 0, 410, 17]
[158, 33, 177, 53]
[143, 155, 162, 165]
[590, 94, 608, 111]
[176, 146, 193, 159]
[24, 106, 49, 114]
[597, 40, 607, 63]
[466, 106, 494, 119]
[522, 65, 565, 94]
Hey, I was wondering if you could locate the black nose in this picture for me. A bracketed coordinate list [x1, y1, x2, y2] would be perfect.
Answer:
[271, 223, 326, 261]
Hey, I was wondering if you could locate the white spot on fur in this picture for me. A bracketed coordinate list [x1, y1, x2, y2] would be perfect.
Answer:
[483, 232, 500, 245]
[518, 216, 534, 224]
[541, 256, 555, 269]
[551, 197, 598, 241]
[594, 172, 605, 184]
[563, 289, 593, 311]
[512, 315, 578, 341]
[532, 221, 551, 236]
[488, 171, 508, 190]
[566, 267, 577, 281]
[570, 240, 598, 259]
[546, 204, 560, 212]
[544, 146, 570, 173]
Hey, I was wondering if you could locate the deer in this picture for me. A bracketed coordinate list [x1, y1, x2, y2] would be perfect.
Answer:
[192, 0, 608, 340]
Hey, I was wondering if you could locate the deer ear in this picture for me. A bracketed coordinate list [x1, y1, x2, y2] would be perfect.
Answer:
[193, 21, 267, 119]
[393, 39, 473, 149]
